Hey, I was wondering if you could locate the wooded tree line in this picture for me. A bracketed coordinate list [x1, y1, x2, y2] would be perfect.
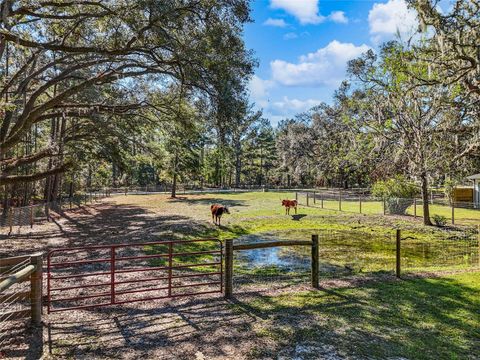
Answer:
[0, 1, 478, 227]
[0, 0, 267, 207]
[276, 0, 480, 225]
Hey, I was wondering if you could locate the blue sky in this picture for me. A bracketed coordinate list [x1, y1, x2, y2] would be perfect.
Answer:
[244, 0, 420, 125]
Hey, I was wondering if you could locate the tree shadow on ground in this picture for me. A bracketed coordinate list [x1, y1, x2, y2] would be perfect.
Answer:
[1, 322, 43, 360]
[166, 197, 246, 208]
[0, 199, 229, 260]
[232, 275, 480, 359]
[54, 205, 214, 247]
[46, 295, 262, 359]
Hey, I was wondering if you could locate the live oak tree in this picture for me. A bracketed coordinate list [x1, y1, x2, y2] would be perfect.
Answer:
[0, 0, 254, 204]
[409, 0, 480, 162]
[348, 43, 455, 225]
[410, 0, 480, 98]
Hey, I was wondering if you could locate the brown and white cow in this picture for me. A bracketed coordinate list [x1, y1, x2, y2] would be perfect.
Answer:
[281, 199, 298, 215]
[210, 204, 230, 226]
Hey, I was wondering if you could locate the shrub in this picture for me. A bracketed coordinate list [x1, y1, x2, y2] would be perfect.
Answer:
[444, 179, 458, 206]
[432, 214, 447, 227]
[372, 176, 418, 215]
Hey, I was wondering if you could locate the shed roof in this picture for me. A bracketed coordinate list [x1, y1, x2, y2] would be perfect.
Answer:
[467, 173, 480, 180]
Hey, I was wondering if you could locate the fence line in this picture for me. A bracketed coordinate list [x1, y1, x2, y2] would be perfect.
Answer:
[0, 253, 43, 348]
[224, 235, 319, 298]
[228, 228, 480, 289]
[1, 191, 111, 233]
[296, 190, 479, 225]
[2, 186, 477, 231]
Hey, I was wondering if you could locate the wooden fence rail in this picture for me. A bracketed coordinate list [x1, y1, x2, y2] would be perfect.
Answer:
[224, 235, 319, 299]
[0, 253, 43, 328]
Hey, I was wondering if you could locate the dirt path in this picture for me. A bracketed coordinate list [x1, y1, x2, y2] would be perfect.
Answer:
[0, 195, 219, 258]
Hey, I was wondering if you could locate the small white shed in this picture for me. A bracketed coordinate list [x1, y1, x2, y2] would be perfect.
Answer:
[466, 173, 480, 208]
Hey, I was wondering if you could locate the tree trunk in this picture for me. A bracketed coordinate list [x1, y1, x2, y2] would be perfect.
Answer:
[171, 153, 178, 198]
[171, 172, 177, 198]
[51, 113, 66, 202]
[421, 172, 432, 226]
[234, 141, 241, 188]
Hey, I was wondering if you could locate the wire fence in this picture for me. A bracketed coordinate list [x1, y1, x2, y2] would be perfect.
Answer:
[0, 185, 312, 232]
[296, 190, 479, 226]
[231, 228, 480, 290]
[402, 228, 480, 273]
[0, 191, 110, 233]
[233, 234, 312, 290]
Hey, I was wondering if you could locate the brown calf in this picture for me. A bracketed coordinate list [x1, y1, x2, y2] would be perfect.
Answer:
[211, 204, 230, 226]
[281, 199, 298, 215]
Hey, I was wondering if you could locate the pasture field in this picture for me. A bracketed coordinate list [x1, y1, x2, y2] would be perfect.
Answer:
[2, 191, 480, 359]
[108, 191, 479, 277]
[109, 190, 479, 239]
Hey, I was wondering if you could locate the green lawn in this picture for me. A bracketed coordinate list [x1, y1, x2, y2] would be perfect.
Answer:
[242, 271, 480, 359]
[296, 192, 479, 226]
[112, 191, 478, 237]
[111, 191, 479, 276]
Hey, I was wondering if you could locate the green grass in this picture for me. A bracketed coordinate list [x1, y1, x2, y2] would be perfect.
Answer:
[112, 191, 479, 238]
[110, 191, 479, 276]
[242, 271, 480, 359]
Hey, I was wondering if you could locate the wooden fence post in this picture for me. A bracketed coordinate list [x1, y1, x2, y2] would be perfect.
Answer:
[295, 192, 298, 201]
[383, 198, 386, 215]
[306, 193, 309, 206]
[414, 198, 417, 218]
[477, 225, 480, 268]
[321, 193, 323, 209]
[8, 207, 13, 234]
[339, 191, 342, 211]
[311, 234, 319, 288]
[396, 229, 401, 278]
[30, 204, 34, 228]
[451, 202, 455, 225]
[313, 191, 316, 205]
[30, 253, 43, 325]
[359, 195, 362, 214]
[225, 239, 233, 299]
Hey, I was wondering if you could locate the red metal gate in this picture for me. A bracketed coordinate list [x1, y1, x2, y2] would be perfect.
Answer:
[47, 239, 223, 313]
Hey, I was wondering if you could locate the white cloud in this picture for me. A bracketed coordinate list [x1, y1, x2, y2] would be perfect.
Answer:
[283, 32, 298, 40]
[261, 97, 321, 125]
[368, 0, 418, 43]
[272, 96, 320, 112]
[249, 76, 321, 125]
[269, 1, 349, 25]
[249, 75, 274, 107]
[270, 0, 324, 24]
[328, 11, 348, 24]
[263, 18, 288, 27]
[270, 40, 371, 87]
